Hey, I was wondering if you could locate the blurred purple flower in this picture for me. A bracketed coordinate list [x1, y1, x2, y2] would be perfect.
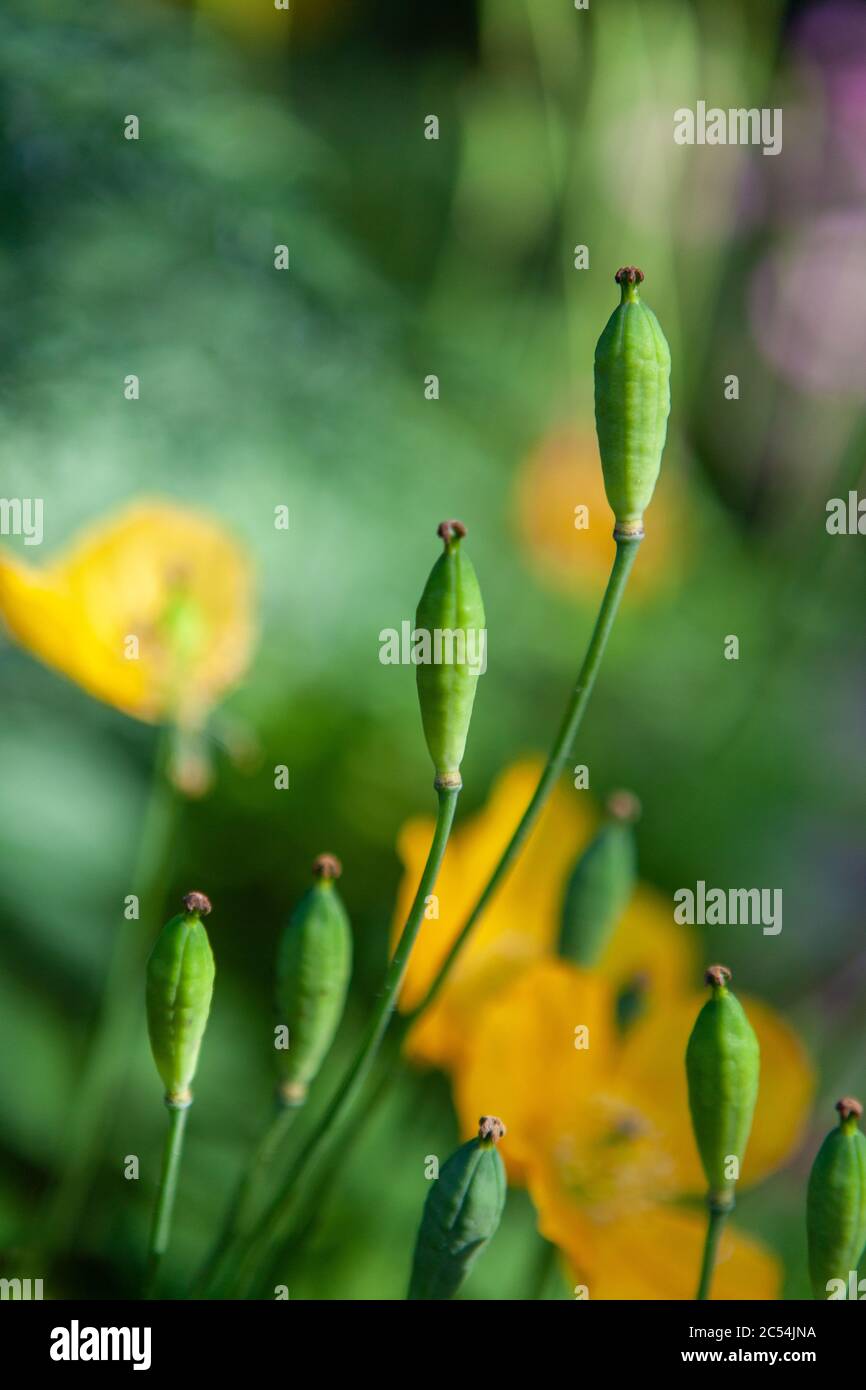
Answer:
[792, 1, 866, 195]
[750, 211, 866, 394]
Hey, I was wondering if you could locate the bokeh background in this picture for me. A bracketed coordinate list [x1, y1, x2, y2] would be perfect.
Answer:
[0, 0, 864, 1299]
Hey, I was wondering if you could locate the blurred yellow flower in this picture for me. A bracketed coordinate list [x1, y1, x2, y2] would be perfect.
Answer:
[393, 759, 698, 1072]
[393, 757, 815, 1296]
[393, 760, 591, 1072]
[514, 426, 682, 601]
[453, 957, 814, 1298]
[0, 499, 254, 728]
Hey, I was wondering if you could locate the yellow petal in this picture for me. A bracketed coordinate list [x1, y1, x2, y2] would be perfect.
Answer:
[394, 759, 593, 1071]
[0, 554, 146, 713]
[451, 958, 616, 1183]
[532, 1165, 780, 1299]
[597, 883, 700, 1012]
[514, 426, 683, 603]
[0, 500, 254, 725]
[616, 992, 815, 1193]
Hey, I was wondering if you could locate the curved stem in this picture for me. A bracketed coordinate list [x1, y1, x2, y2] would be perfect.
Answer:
[696, 1201, 729, 1301]
[412, 536, 641, 1020]
[217, 783, 460, 1297]
[144, 1100, 191, 1298]
[191, 1100, 298, 1296]
[253, 1045, 399, 1295]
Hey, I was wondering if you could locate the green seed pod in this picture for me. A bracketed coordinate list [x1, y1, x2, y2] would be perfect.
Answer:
[275, 853, 352, 1107]
[685, 965, 760, 1208]
[594, 266, 671, 536]
[807, 1097, 866, 1300]
[558, 790, 639, 966]
[407, 1116, 507, 1301]
[146, 891, 215, 1104]
[415, 520, 486, 790]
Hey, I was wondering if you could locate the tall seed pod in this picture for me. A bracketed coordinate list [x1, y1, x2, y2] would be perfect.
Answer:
[275, 853, 352, 1107]
[415, 520, 486, 790]
[594, 267, 671, 537]
[807, 1097, 866, 1300]
[558, 790, 639, 966]
[686, 965, 760, 1209]
[408, 1116, 507, 1301]
[146, 890, 215, 1104]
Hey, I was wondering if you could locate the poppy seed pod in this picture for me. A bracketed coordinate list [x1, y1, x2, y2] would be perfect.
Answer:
[558, 790, 639, 966]
[685, 965, 760, 1208]
[415, 520, 486, 790]
[146, 892, 216, 1104]
[807, 1098, 866, 1299]
[594, 267, 671, 536]
[275, 854, 352, 1107]
[407, 1116, 507, 1300]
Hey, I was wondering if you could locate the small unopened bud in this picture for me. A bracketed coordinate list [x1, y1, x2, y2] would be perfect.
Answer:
[407, 1119, 507, 1300]
[686, 966, 760, 1209]
[807, 1098, 866, 1298]
[558, 793, 639, 966]
[415, 521, 486, 789]
[146, 895, 216, 1102]
[275, 857, 353, 1105]
[594, 268, 671, 536]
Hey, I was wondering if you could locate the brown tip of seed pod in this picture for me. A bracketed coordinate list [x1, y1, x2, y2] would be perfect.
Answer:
[705, 964, 731, 989]
[836, 1097, 863, 1122]
[615, 266, 644, 285]
[606, 789, 641, 824]
[437, 519, 467, 546]
[478, 1115, 506, 1144]
[182, 890, 212, 917]
[312, 853, 342, 881]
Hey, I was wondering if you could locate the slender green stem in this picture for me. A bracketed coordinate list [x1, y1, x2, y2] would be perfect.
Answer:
[412, 536, 641, 1020]
[696, 1201, 729, 1301]
[39, 730, 175, 1259]
[191, 1100, 298, 1296]
[144, 1100, 191, 1298]
[217, 784, 460, 1297]
[254, 1044, 399, 1295]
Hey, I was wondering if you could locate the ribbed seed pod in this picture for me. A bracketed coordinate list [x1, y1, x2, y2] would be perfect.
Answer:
[415, 520, 486, 790]
[807, 1098, 866, 1299]
[275, 854, 352, 1107]
[594, 267, 671, 536]
[685, 965, 760, 1208]
[558, 790, 639, 966]
[407, 1116, 507, 1300]
[146, 891, 215, 1104]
